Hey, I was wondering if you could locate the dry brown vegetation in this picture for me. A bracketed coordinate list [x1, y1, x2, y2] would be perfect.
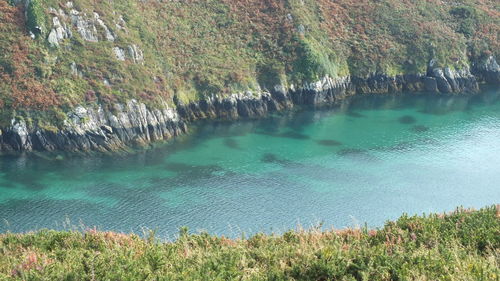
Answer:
[0, 1, 59, 110]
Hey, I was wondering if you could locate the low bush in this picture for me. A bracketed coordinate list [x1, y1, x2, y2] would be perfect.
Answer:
[0, 205, 498, 280]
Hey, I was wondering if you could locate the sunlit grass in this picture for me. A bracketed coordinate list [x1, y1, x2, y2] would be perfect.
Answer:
[0, 205, 498, 280]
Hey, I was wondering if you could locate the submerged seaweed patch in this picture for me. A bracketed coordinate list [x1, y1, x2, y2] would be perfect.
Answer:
[387, 142, 415, 152]
[337, 148, 380, 162]
[224, 138, 240, 150]
[411, 125, 430, 133]
[2, 173, 47, 191]
[316, 139, 343, 146]
[337, 148, 367, 156]
[261, 153, 296, 167]
[165, 162, 224, 175]
[398, 115, 417, 124]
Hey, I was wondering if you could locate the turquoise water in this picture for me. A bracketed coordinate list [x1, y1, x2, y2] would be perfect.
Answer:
[1, 89, 500, 237]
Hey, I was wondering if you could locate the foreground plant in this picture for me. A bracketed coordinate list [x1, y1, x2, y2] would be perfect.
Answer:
[0, 205, 498, 280]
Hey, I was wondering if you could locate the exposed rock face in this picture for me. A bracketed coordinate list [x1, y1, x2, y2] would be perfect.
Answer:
[2, 120, 31, 151]
[176, 91, 293, 121]
[43, 5, 144, 72]
[94, 12, 115, 42]
[70, 9, 99, 42]
[0, 62, 496, 153]
[113, 47, 126, 61]
[291, 76, 354, 105]
[0, 101, 187, 152]
[47, 16, 72, 47]
[473, 56, 500, 84]
[127, 45, 144, 64]
[426, 67, 478, 94]
[67, 9, 116, 43]
[70, 62, 83, 77]
[113, 45, 144, 63]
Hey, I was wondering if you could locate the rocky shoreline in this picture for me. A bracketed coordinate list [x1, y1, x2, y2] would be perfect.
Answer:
[1, 58, 499, 153]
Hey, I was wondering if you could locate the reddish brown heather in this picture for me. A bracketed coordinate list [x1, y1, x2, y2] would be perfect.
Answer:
[0, 1, 59, 110]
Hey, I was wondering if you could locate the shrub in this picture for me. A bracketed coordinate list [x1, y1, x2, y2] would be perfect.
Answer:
[450, 6, 478, 38]
[26, 0, 46, 36]
[0, 205, 498, 280]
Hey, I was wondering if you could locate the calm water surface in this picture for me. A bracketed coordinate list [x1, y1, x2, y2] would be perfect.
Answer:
[1, 89, 500, 237]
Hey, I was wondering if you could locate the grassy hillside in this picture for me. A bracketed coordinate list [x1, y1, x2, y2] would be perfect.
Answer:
[0, 0, 499, 125]
[0, 206, 498, 280]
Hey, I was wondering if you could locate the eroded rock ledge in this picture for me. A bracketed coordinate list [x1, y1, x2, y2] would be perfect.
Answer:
[1, 58, 499, 153]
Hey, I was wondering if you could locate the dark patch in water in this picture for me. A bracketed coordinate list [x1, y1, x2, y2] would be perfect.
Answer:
[257, 119, 282, 134]
[261, 153, 296, 167]
[411, 125, 430, 133]
[388, 142, 415, 152]
[224, 138, 240, 150]
[2, 173, 47, 191]
[419, 137, 440, 145]
[347, 112, 365, 118]
[165, 162, 223, 176]
[261, 153, 279, 163]
[398, 115, 417, 124]
[373, 141, 417, 153]
[337, 148, 380, 162]
[317, 139, 343, 146]
[256, 131, 310, 140]
[337, 148, 367, 156]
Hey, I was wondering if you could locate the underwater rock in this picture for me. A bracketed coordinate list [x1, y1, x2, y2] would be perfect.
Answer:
[398, 115, 417, 124]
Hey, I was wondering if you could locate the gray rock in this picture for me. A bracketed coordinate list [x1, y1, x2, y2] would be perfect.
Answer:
[113, 47, 126, 61]
[430, 68, 453, 93]
[127, 44, 144, 64]
[94, 12, 115, 42]
[474, 56, 500, 83]
[115, 15, 127, 32]
[443, 67, 459, 91]
[423, 77, 438, 93]
[484, 56, 500, 72]
[71, 10, 98, 42]
[70, 62, 82, 77]
[113, 45, 144, 63]
[47, 16, 72, 47]
[9, 119, 31, 151]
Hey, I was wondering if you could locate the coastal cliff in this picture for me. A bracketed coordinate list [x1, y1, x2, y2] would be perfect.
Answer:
[1, 58, 498, 152]
[0, 0, 499, 152]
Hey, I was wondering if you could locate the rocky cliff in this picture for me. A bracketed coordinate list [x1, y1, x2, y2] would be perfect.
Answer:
[1, 58, 497, 153]
[1, 0, 499, 152]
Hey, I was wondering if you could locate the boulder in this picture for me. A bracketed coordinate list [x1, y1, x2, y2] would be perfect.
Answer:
[423, 77, 438, 93]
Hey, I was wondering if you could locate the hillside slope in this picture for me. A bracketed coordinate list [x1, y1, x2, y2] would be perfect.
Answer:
[0, 206, 499, 280]
[0, 0, 499, 152]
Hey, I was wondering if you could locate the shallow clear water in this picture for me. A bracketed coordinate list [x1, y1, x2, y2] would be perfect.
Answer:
[1, 89, 500, 238]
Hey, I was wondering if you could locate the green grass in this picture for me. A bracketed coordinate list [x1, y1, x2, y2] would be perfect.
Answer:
[0, 205, 498, 280]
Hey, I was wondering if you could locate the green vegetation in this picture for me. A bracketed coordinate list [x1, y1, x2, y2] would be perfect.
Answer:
[0, 0, 498, 126]
[0, 206, 498, 280]
[26, 0, 46, 36]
